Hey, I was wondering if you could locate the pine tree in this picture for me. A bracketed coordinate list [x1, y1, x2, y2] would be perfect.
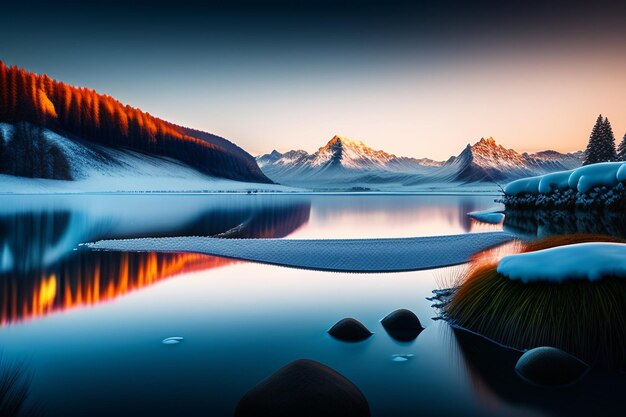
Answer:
[583, 114, 604, 165]
[600, 117, 617, 162]
[618, 133, 626, 161]
[583, 115, 618, 165]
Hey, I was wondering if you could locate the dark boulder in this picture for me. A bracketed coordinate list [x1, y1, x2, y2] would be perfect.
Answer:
[234, 359, 371, 417]
[381, 309, 424, 341]
[328, 318, 373, 342]
[515, 346, 589, 387]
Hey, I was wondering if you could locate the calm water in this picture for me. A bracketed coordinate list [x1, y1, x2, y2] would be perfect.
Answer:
[0, 194, 623, 417]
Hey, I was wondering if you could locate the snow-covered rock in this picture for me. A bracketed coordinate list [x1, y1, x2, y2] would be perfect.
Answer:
[497, 243, 626, 283]
[500, 161, 626, 210]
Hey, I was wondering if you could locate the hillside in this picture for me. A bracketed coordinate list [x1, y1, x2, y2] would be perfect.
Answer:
[0, 123, 293, 194]
[0, 61, 271, 184]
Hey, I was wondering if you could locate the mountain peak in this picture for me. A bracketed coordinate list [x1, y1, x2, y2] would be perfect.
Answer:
[473, 137, 498, 148]
[324, 135, 359, 149]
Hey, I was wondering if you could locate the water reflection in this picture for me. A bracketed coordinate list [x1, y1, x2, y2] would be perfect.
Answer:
[0, 196, 311, 326]
[453, 327, 625, 417]
[503, 209, 626, 239]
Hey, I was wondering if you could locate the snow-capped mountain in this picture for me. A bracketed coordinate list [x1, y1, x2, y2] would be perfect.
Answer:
[436, 137, 584, 183]
[258, 136, 583, 188]
[256, 135, 442, 186]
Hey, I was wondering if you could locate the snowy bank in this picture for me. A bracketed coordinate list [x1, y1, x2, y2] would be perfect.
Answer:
[501, 162, 626, 209]
[497, 243, 626, 283]
[86, 232, 514, 273]
[0, 123, 300, 194]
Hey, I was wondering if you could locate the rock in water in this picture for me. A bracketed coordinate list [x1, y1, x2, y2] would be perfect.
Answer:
[234, 359, 371, 417]
[515, 346, 589, 387]
[328, 318, 373, 342]
[381, 309, 424, 341]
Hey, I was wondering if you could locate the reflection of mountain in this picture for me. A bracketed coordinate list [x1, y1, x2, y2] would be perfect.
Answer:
[502, 209, 626, 239]
[0, 196, 311, 326]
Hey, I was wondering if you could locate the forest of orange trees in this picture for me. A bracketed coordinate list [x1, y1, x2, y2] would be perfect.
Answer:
[0, 61, 270, 182]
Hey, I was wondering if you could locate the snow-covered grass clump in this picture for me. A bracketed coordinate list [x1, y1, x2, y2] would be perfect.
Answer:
[441, 234, 626, 371]
[497, 243, 626, 283]
[501, 162, 626, 209]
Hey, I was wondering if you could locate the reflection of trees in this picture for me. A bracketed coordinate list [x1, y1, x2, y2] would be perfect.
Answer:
[0, 200, 310, 326]
[503, 209, 626, 239]
[0, 202, 311, 274]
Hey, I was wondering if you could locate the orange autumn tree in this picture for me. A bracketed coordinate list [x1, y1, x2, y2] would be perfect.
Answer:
[0, 61, 270, 182]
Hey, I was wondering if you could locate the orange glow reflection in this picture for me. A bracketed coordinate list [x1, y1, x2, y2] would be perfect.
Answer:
[0, 252, 235, 327]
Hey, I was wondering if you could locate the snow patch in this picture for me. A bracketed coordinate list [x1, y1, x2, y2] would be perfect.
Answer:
[497, 243, 626, 283]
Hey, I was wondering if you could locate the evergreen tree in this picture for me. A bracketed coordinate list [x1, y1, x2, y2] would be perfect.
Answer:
[583, 115, 617, 165]
[600, 117, 617, 162]
[583, 114, 604, 165]
[617, 133, 626, 161]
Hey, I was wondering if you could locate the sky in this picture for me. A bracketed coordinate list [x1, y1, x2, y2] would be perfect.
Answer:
[2, 0, 626, 160]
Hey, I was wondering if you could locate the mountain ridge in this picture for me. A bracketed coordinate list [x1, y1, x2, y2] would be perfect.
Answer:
[257, 135, 583, 187]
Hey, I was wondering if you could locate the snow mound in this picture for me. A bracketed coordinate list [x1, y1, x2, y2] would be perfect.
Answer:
[505, 162, 626, 196]
[497, 242, 626, 283]
[86, 232, 514, 273]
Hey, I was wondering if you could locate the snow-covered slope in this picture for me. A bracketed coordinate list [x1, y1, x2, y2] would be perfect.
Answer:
[0, 124, 297, 194]
[256, 135, 442, 187]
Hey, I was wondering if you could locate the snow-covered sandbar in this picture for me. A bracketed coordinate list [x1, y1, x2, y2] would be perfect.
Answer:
[86, 232, 514, 273]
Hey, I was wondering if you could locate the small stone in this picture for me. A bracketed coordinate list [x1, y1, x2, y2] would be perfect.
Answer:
[328, 318, 373, 342]
[515, 346, 589, 387]
[381, 309, 424, 341]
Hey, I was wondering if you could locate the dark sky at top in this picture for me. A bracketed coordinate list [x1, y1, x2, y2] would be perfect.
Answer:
[2, 0, 626, 157]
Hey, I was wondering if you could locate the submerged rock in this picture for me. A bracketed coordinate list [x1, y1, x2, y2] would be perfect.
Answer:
[515, 346, 589, 387]
[234, 359, 371, 417]
[381, 309, 424, 341]
[328, 318, 373, 342]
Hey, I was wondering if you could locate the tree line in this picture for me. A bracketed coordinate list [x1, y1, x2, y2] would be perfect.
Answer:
[0, 61, 270, 182]
[583, 114, 626, 165]
[0, 123, 71, 179]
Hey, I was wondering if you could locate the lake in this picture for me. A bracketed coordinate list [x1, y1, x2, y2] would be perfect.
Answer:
[0, 194, 623, 417]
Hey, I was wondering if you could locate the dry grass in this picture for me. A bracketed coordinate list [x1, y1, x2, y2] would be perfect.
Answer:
[444, 234, 626, 371]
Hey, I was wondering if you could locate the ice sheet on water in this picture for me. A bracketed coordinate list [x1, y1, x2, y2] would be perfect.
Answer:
[86, 232, 515, 273]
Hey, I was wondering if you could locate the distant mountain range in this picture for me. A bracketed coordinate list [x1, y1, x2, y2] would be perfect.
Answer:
[257, 136, 583, 188]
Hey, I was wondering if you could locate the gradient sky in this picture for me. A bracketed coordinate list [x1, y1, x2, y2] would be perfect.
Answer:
[2, 0, 626, 160]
